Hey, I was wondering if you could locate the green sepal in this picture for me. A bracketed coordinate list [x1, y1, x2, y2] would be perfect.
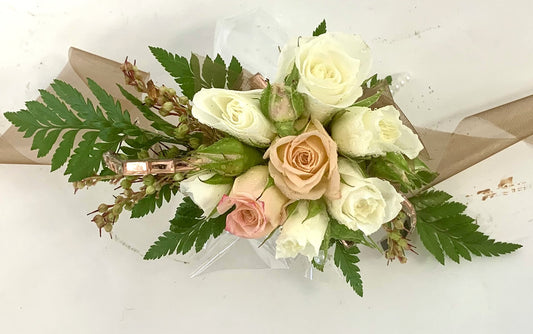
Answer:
[289, 90, 305, 118]
[265, 176, 275, 190]
[284, 64, 300, 89]
[194, 137, 264, 176]
[366, 152, 437, 193]
[274, 121, 297, 137]
[201, 174, 235, 185]
[285, 201, 299, 218]
[312, 221, 333, 272]
[259, 82, 272, 118]
[258, 225, 281, 248]
[305, 199, 326, 222]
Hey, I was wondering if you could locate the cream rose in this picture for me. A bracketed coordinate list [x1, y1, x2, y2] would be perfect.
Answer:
[264, 119, 340, 201]
[217, 165, 288, 239]
[276, 32, 372, 123]
[191, 88, 276, 147]
[179, 172, 232, 217]
[331, 105, 424, 159]
[327, 158, 403, 235]
[275, 201, 329, 260]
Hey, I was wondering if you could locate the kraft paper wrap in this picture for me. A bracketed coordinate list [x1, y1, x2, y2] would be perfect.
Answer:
[360, 83, 533, 187]
[1, 48, 533, 188]
[0, 48, 149, 165]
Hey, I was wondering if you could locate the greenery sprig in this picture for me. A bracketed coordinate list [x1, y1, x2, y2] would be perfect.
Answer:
[144, 196, 228, 259]
[4, 79, 182, 182]
[411, 190, 522, 264]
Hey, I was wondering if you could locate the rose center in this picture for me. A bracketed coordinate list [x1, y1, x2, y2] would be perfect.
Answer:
[309, 62, 340, 82]
[378, 119, 400, 143]
[292, 146, 319, 173]
[222, 99, 253, 128]
[343, 188, 385, 222]
[354, 198, 378, 217]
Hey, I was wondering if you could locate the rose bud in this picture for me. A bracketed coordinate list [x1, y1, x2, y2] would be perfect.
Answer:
[268, 83, 297, 122]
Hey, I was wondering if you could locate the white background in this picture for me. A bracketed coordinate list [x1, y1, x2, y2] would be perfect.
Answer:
[1, 1, 532, 333]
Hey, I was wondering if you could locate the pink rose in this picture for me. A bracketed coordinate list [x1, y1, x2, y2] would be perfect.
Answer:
[264, 119, 341, 200]
[217, 166, 288, 239]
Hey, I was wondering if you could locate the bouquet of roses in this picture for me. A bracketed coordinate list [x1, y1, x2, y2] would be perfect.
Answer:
[4, 20, 521, 296]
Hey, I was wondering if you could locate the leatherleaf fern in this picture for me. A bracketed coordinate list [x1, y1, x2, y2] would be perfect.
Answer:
[411, 190, 522, 264]
[4, 79, 184, 181]
[144, 196, 228, 259]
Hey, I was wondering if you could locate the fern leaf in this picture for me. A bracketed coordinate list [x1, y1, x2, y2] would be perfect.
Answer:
[412, 190, 522, 264]
[334, 242, 363, 297]
[144, 197, 227, 259]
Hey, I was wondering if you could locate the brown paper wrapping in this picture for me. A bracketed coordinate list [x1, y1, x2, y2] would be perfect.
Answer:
[0, 48, 148, 165]
[361, 83, 533, 187]
[1, 49, 532, 187]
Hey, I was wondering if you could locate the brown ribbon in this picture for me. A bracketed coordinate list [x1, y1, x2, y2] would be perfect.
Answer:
[1, 48, 533, 188]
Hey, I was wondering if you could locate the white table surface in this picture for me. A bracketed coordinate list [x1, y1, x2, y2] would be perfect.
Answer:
[1, 1, 532, 333]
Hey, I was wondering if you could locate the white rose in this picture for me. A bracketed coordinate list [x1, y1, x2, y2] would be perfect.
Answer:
[191, 88, 276, 147]
[327, 158, 403, 235]
[275, 201, 329, 260]
[276, 32, 372, 123]
[331, 105, 423, 159]
[179, 172, 232, 217]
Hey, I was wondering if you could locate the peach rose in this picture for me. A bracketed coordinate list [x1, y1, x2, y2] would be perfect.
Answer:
[264, 119, 341, 200]
[217, 165, 288, 238]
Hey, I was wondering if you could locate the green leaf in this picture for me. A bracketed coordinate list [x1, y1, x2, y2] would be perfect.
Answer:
[189, 53, 207, 93]
[351, 91, 382, 108]
[51, 129, 77, 171]
[130, 184, 178, 218]
[412, 190, 522, 264]
[312, 19, 327, 36]
[329, 221, 366, 244]
[198, 54, 226, 88]
[367, 153, 437, 193]
[334, 242, 363, 297]
[38, 129, 61, 158]
[362, 74, 392, 89]
[143, 231, 182, 260]
[5, 79, 175, 182]
[144, 197, 228, 259]
[149, 46, 197, 99]
[328, 219, 376, 249]
[409, 190, 452, 209]
[212, 54, 227, 88]
[150, 46, 243, 98]
[227, 56, 243, 90]
[64, 131, 101, 182]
